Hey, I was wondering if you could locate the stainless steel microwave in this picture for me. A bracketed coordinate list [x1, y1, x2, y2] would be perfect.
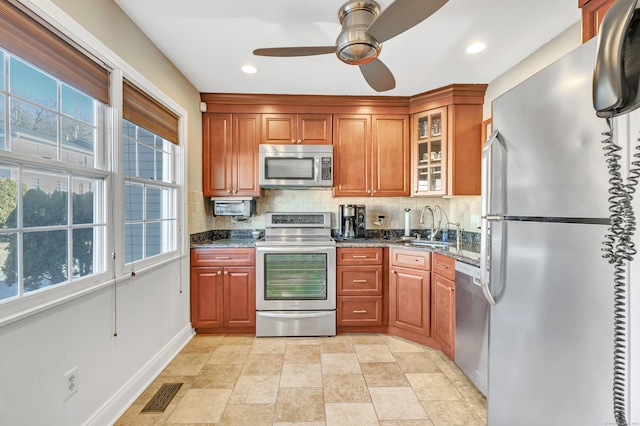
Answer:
[259, 144, 333, 188]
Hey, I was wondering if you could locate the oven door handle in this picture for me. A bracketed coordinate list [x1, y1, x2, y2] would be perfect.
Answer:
[257, 311, 333, 319]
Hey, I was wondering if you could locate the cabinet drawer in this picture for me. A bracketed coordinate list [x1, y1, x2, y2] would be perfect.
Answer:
[337, 247, 383, 265]
[432, 253, 455, 281]
[337, 296, 383, 326]
[390, 249, 430, 271]
[191, 248, 255, 266]
[337, 266, 383, 295]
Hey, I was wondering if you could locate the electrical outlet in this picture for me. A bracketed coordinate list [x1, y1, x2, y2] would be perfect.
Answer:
[63, 367, 78, 400]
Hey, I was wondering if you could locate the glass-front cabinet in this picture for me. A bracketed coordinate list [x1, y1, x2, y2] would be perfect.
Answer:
[413, 108, 446, 196]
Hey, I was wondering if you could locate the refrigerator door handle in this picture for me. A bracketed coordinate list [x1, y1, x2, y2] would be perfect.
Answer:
[481, 129, 501, 306]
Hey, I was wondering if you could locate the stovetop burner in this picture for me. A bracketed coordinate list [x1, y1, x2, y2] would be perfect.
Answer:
[257, 212, 335, 247]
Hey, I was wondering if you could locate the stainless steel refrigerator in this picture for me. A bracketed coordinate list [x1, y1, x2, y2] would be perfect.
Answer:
[482, 37, 638, 425]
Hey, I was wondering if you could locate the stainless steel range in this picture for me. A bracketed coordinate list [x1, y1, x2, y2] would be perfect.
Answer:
[255, 212, 336, 337]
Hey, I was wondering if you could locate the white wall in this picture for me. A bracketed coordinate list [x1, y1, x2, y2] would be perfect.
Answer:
[0, 0, 199, 425]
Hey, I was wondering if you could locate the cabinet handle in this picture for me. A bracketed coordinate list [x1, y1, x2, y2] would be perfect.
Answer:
[353, 310, 368, 314]
[224, 271, 228, 276]
[437, 264, 448, 269]
[352, 255, 368, 259]
[352, 279, 368, 283]
[215, 256, 231, 259]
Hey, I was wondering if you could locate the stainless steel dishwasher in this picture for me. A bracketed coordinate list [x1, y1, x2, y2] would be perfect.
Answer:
[454, 260, 488, 396]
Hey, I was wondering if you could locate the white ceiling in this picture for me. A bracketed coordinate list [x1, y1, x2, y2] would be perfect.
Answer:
[114, 0, 581, 97]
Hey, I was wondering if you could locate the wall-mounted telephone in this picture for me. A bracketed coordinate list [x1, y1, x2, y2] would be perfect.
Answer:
[593, 1, 640, 425]
[593, 0, 640, 117]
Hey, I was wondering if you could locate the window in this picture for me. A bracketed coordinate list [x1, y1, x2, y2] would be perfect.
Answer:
[0, 48, 108, 303]
[122, 120, 177, 264]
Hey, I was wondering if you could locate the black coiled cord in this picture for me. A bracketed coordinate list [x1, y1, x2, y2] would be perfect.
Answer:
[601, 115, 639, 426]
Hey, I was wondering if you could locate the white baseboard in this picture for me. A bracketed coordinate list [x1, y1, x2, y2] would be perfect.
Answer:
[84, 325, 195, 426]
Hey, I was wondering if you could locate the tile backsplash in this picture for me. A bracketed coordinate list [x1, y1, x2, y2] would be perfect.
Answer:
[189, 189, 480, 237]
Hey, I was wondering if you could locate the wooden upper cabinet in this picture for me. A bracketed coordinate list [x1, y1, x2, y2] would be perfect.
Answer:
[372, 115, 410, 197]
[202, 113, 263, 197]
[579, 0, 615, 43]
[410, 84, 486, 196]
[333, 114, 409, 197]
[333, 114, 371, 197]
[261, 113, 332, 144]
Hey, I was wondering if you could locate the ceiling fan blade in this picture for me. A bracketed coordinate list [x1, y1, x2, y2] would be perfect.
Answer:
[367, 0, 449, 43]
[359, 59, 396, 92]
[253, 46, 336, 57]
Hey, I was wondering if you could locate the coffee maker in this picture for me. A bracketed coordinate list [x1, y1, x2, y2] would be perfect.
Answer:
[338, 204, 366, 239]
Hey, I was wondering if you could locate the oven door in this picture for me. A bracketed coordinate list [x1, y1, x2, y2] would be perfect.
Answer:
[256, 244, 336, 311]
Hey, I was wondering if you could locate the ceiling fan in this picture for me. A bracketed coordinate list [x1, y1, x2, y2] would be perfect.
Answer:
[253, 0, 449, 92]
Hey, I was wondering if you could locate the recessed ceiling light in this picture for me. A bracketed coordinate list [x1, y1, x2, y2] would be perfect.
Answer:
[241, 65, 257, 74]
[466, 42, 487, 54]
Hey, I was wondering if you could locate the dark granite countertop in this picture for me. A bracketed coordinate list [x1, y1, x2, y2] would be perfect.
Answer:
[191, 238, 258, 248]
[191, 237, 480, 266]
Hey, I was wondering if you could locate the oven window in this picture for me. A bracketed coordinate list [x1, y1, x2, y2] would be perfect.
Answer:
[264, 253, 327, 300]
[265, 157, 314, 180]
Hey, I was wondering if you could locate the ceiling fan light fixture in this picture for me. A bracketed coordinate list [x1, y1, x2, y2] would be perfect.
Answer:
[336, 0, 382, 65]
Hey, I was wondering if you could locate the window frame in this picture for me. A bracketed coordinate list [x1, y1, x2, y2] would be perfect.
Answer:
[0, 0, 188, 328]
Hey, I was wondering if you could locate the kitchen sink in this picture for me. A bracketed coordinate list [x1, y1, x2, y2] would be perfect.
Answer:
[406, 240, 452, 248]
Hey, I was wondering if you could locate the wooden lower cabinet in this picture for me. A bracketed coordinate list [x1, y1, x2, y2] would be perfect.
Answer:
[336, 247, 387, 332]
[337, 296, 383, 326]
[388, 249, 435, 346]
[190, 248, 256, 333]
[431, 253, 456, 360]
[389, 266, 430, 335]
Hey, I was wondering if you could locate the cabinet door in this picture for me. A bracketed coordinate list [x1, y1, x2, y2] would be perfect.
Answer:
[333, 114, 371, 197]
[223, 266, 256, 327]
[298, 114, 332, 144]
[412, 108, 447, 196]
[203, 113, 233, 196]
[262, 114, 296, 144]
[372, 115, 410, 196]
[191, 267, 224, 328]
[432, 274, 455, 359]
[233, 114, 263, 197]
[389, 266, 430, 336]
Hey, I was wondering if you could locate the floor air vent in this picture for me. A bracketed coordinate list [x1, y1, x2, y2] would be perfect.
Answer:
[141, 383, 183, 413]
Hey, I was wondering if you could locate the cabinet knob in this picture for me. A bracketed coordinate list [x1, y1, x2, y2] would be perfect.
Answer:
[232, 190, 237, 194]
[391, 270, 396, 274]
[297, 139, 301, 144]
[226, 189, 231, 194]
[448, 287, 454, 291]
[217, 271, 222, 275]
[291, 139, 296, 144]
[224, 271, 228, 276]
[367, 190, 371, 194]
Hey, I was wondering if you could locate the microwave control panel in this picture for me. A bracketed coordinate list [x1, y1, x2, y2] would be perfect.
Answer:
[321, 157, 332, 181]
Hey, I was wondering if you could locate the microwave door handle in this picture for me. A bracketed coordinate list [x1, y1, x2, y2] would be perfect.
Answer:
[315, 157, 320, 183]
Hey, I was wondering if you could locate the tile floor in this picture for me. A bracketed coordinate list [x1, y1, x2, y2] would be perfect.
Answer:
[116, 334, 487, 425]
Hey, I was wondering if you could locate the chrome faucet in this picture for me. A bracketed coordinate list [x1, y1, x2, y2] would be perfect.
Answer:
[419, 205, 438, 241]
